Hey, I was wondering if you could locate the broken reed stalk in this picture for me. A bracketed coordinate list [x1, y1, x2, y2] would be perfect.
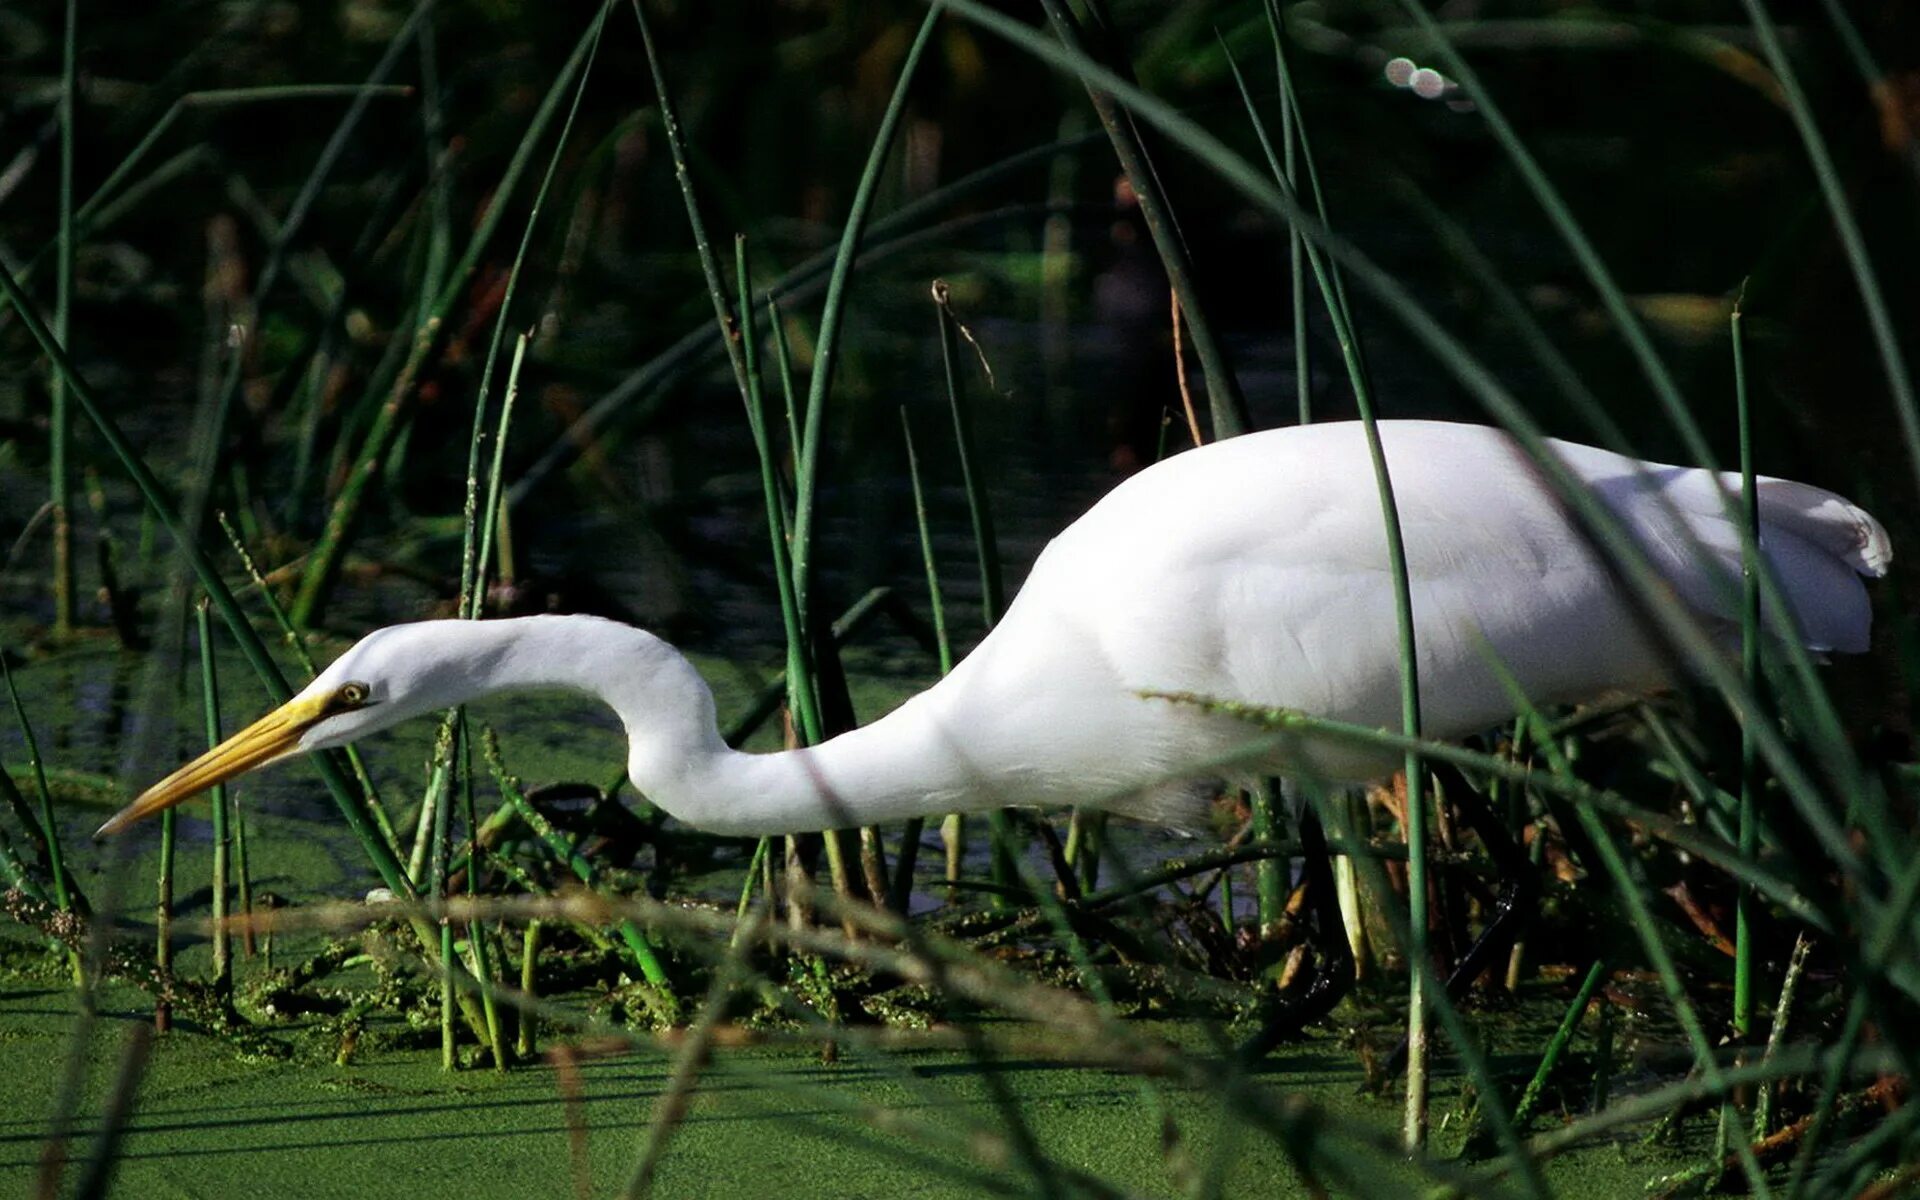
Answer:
[154, 808, 174, 1031]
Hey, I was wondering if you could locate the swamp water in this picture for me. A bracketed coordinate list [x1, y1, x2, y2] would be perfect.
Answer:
[0, 981, 1701, 1199]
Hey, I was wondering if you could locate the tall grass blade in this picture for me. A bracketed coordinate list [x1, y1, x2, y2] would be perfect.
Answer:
[49, 0, 77, 636]
[471, 334, 531, 618]
[932, 281, 1004, 627]
[194, 599, 232, 1002]
[1732, 294, 1760, 1043]
[788, 6, 942, 627]
[1, 653, 73, 915]
[0, 790, 50, 906]
[757, 295, 824, 748]
[454, 0, 612, 617]
[628, 0, 751, 404]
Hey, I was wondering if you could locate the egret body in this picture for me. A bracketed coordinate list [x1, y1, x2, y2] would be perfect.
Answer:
[101, 420, 1890, 838]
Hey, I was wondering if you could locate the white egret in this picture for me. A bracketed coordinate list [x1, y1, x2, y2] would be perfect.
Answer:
[99, 419, 1889, 839]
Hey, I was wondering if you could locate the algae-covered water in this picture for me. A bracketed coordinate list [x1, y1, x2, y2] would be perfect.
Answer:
[0, 982, 1697, 1199]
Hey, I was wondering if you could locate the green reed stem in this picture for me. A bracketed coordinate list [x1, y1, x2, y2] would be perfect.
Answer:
[739, 247, 820, 747]
[789, 5, 942, 628]
[154, 807, 174, 1027]
[517, 919, 541, 1058]
[469, 333, 531, 620]
[49, 0, 77, 637]
[232, 790, 254, 959]
[892, 407, 951, 912]
[1274, 8, 1309, 428]
[1213, 25, 1290, 936]
[1512, 958, 1607, 1133]
[1263, 2, 1368, 402]
[460, 724, 507, 1069]
[1732, 294, 1759, 1043]
[195, 599, 232, 1001]
[431, 717, 456, 1070]
[902, 412, 954, 678]
[0, 762, 52, 906]
[0, 805, 48, 905]
[1248, 778, 1286, 973]
[410, 713, 459, 887]
[932, 282, 1005, 627]
[1227, 28, 1301, 938]
[0, 654, 71, 913]
[732, 838, 772, 949]
[1038, 0, 1248, 438]
[629, 0, 752, 406]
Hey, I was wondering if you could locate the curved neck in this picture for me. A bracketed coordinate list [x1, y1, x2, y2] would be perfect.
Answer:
[668, 697, 989, 836]
[436, 615, 983, 837]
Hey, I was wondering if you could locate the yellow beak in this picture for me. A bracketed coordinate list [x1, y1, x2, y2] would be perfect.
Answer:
[95, 692, 336, 838]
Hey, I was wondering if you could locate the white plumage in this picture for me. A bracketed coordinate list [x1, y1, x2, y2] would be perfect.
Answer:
[101, 419, 1889, 840]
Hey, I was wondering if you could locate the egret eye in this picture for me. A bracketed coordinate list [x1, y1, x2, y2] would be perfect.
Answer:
[337, 681, 371, 707]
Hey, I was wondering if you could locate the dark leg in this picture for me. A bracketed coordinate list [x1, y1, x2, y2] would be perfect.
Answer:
[1238, 789, 1356, 1061]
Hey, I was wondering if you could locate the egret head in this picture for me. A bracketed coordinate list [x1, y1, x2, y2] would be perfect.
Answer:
[96, 621, 484, 838]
